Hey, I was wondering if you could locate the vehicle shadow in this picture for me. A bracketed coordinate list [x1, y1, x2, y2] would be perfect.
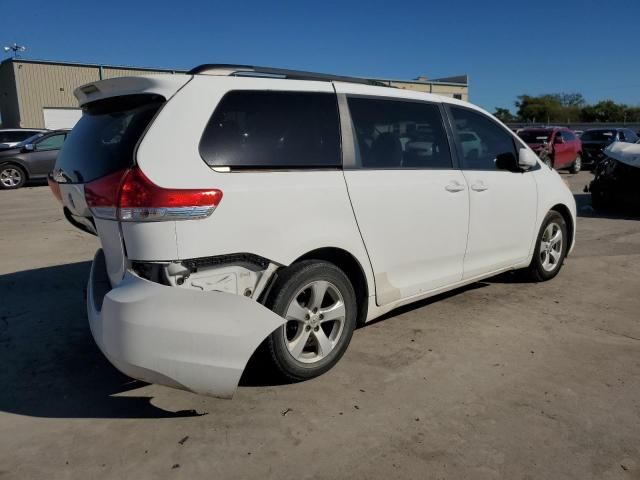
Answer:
[575, 193, 640, 220]
[359, 281, 491, 328]
[0, 262, 202, 419]
[25, 179, 49, 188]
[241, 282, 496, 387]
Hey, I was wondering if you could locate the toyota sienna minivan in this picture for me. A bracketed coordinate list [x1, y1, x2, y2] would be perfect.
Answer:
[50, 64, 576, 398]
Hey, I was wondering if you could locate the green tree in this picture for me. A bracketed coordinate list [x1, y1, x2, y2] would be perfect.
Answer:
[580, 100, 626, 122]
[493, 107, 516, 123]
[552, 93, 586, 108]
[623, 107, 640, 122]
[515, 94, 564, 123]
[507, 93, 637, 124]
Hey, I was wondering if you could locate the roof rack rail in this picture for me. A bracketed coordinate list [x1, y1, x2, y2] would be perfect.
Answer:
[188, 64, 387, 87]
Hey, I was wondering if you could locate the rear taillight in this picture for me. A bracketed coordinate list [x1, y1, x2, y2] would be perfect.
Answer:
[84, 167, 223, 222]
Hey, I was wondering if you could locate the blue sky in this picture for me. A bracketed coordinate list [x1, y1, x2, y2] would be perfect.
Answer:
[3, 0, 639, 112]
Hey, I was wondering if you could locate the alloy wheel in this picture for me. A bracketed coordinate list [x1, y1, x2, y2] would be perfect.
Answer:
[0, 167, 22, 188]
[540, 222, 563, 272]
[283, 280, 346, 364]
[572, 155, 582, 173]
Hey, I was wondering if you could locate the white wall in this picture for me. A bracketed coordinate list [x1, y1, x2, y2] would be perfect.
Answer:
[43, 108, 82, 130]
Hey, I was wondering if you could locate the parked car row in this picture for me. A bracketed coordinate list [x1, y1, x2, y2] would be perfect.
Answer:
[517, 127, 582, 173]
[515, 126, 639, 173]
[580, 128, 638, 168]
[0, 129, 69, 189]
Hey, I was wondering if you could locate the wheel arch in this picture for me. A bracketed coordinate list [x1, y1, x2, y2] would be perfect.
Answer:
[293, 247, 369, 326]
[550, 203, 574, 250]
[0, 159, 30, 178]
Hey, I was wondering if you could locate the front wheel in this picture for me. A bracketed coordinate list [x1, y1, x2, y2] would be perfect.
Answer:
[521, 211, 568, 282]
[539, 152, 553, 169]
[570, 154, 582, 174]
[0, 164, 26, 189]
[265, 260, 357, 381]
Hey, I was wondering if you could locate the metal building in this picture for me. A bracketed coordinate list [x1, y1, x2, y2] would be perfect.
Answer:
[0, 59, 180, 129]
[0, 58, 468, 129]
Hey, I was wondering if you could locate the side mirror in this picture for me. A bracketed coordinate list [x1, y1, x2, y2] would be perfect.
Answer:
[554, 135, 564, 144]
[22, 143, 34, 152]
[518, 148, 538, 170]
[495, 152, 519, 172]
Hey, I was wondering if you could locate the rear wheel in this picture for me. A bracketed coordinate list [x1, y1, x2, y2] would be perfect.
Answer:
[265, 260, 357, 381]
[521, 211, 568, 281]
[570, 154, 582, 174]
[0, 164, 26, 189]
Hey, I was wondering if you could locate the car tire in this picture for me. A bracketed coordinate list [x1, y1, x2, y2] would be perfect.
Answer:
[521, 211, 568, 282]
[265, 260, 357, 381]
[0, 164, 26, 189]
[540, 152, 553, 169]
[570, 154, 582, 174]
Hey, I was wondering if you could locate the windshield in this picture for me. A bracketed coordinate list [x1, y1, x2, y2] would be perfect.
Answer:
[55, 94, 163, 183]
[581, 130, 616, 142]
[518, 130, 552, 143]
[16, 132, 46, 147]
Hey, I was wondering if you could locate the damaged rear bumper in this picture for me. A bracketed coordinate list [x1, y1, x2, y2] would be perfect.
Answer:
[87, 249, 285, 398]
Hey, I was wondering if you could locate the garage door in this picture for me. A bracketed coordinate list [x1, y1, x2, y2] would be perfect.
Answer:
[43, 108, 82, 130]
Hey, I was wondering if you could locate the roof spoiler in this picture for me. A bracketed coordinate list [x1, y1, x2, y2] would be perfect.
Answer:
[74, 74, 191, 107]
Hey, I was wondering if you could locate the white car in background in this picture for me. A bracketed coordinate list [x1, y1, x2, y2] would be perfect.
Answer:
[50, 65, 576, 398]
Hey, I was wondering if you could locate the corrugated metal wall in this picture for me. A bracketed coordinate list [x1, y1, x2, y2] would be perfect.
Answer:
[6, 61, 178, 128]
[13, 62, 99, 128]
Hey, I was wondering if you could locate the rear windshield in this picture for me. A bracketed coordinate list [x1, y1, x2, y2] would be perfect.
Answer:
[199, 91, 341, 169]
[55, 94, 163, 183]
[581, 130, 615, 142]
[518, 130, 552, 143]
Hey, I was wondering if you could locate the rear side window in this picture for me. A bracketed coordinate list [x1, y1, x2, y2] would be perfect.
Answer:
[449, 107, 517, 170]
[55, 94, 163, 183]
[347, 97, 452, 169]
[199, 91, 340, 169]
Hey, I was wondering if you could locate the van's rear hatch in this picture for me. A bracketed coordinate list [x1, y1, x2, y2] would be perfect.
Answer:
[54, 91, 167, 286]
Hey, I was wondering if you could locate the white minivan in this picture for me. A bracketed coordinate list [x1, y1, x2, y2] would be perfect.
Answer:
[51, 65, 576, 398]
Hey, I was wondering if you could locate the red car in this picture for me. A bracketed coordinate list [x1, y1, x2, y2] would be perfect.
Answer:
[517, 127, 582, 173]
